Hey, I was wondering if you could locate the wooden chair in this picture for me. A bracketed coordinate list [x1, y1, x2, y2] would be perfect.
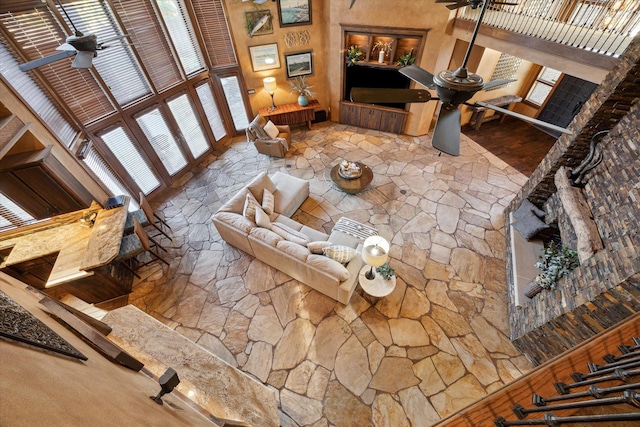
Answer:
[139, 192, 172, 241]
[115, 216, 169, 278]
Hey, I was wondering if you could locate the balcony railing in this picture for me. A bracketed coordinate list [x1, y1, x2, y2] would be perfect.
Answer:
[458, 0, 640, 57]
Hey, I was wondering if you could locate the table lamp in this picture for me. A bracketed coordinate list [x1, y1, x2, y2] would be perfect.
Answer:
[263, 77, 277, 111]
[362, 235, 389, 280]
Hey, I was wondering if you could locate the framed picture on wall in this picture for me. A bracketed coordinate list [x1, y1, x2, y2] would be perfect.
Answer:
[249, 43, 280, 71]
[245, 10, 273, 37]
[284, 50, 313, 78]
[278, 0, 312, 27]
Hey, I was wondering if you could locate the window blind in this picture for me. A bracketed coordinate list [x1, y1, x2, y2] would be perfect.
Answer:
[0, 192, 36, 232]
[0, 6, 116, 125]
[167, 93, 209, 159]
[191, 0, 237, 68]
[58, 0, 151, 107]
[99, 125, 161, 195]
[195, 81, 226, 141]
[135, 107, 188, 175]
[0, 35, 78, 146]
[110, 0, 183, 92]
[81, 145, 138, 211]
[155, 0, 205, 76]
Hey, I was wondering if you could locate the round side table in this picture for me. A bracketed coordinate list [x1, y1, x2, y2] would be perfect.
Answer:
[358, 266, 396, 298]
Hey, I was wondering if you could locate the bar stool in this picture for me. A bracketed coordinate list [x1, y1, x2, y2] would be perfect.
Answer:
[139, 192, 172, 241]
[123, 209, 150, 235]
[115, 217, 169, 278]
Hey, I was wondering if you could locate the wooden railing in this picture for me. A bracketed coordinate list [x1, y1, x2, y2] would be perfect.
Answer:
[458, 0, 640, 58]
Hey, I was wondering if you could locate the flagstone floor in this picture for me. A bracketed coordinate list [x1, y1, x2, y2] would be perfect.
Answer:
[129, 121, 533, 427]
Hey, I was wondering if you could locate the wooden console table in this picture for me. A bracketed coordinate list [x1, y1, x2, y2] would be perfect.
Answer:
[259, 100, 320, 130]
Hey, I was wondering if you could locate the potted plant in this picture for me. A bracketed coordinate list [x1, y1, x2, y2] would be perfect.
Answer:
[288, 76, 315, 107]
[396, 48, 416, 67]
[376, 262, 395, 280]
[345, 45, 364, 67]
[371, 40, 393, 64]
[525, 241, 579, 297]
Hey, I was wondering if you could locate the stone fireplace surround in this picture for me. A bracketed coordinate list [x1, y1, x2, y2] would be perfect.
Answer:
[505, 36, 640, 365]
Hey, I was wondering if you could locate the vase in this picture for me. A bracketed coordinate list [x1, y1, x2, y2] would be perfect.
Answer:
[298, 94, 309, 107]
[523, 280, 543, 298]
[378, 50, 385, 63]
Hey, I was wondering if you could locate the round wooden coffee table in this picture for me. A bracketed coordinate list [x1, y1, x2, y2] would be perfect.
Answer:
[329, 162, 373, 194]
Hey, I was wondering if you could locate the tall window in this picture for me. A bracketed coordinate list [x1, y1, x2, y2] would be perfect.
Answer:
[136, 108, 188, 175]
[0, 193, 36, 232]
[81, 145, 138, 211]
[99, 126, 161, 195]
[196, 81, 227, 141]
[220, 75, 249, 131]
[525, 67, 561, 106]
[167, 93, 210, 159]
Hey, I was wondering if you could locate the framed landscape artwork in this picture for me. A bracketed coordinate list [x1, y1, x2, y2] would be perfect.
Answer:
[278, 0, 312, 27]
[249, 43, 280, 71]
[285, 50, 313, 78]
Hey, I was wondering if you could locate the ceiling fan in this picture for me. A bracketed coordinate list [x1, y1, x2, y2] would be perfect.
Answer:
[350, 0, 572, 156]
[18, 0, 126, 72]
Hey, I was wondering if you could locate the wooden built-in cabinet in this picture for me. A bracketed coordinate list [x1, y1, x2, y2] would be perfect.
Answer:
[0, 146, 92, 219]
[340, 25, 428, 134]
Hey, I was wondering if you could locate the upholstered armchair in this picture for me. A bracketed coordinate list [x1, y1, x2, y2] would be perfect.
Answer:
[246, 114, 291, 158]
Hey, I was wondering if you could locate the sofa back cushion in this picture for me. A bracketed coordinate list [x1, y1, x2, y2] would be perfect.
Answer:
[214, 212, 254, 234]
[249, 227, 283, 246]
[248, 172, 277, 203]
[307, 255, 349, 281]
[276, 240, 311, 261]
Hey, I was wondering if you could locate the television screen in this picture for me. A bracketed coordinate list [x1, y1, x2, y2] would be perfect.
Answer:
[344, 65, 411, 109]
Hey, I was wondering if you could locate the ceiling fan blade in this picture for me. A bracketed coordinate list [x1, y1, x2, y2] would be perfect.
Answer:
[473, 101, 573, 135]
[98, 34, 128, 45]
[446, 3, 468, 10]
[71, 50, 94, 69]
[432, 105, 461, 156]
[350, 88, 432, 104]
[482, 78, 515, 90]
[435, 0, 462, 3]
[18, 50, 76, 72]
[399, 65, 436, 90]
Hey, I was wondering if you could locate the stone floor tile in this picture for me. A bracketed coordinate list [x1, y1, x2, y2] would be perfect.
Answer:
[413, 357, 447, 396]
[244, 341, 273, 382]
[273, 318, 315, 371]
[451, 334, 500, 386]
[307, 366, 331, 401]
[334, 335, 372, 396]
[248, 304, 284, 345]
[389, 318, 430, 347]
[369, 357, 420, 393]
[372, 394, 411, 427]
[398, 386, 441, 427]
[285, 360, 316, 394]
[430, 374, 487, 418]
[308, 315, 351, 370]
[281, 389, 323, 426]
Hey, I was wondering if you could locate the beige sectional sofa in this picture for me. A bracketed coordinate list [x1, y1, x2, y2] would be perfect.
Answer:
[212, 172, 364, 304]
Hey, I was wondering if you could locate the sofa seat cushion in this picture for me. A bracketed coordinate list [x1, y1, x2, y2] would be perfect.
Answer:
[276, 240, 311, 261]
[273, 215, 329, 242]
[215, 212, 253, 234]
[271, 172, 309, 217]
[307, 255, 349, 281]
[249, 227, 283, 246]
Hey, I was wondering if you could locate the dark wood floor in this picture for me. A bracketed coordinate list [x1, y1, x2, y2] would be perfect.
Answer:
[462, 115, 557, 177]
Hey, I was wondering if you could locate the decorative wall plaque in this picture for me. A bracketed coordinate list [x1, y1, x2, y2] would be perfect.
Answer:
[0, 289, 86, 360]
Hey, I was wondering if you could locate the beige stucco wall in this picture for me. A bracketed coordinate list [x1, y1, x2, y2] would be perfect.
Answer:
[224, 0, 329, 117]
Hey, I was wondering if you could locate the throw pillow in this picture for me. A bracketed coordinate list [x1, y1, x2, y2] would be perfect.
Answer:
[262, 188, 275, 215]
[270, 222, 310, 246]
[307, 241, 332, 254]
[263, 120, 280, 139]
[514, 199, 546, 221]
[254, 205, 271, 228]
[512, 213, 550, 240]
[323, 245, 358, 264]
[243, 192, 261, 222]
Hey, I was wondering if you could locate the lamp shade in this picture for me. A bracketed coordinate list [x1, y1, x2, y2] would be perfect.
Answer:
[263, 77, 277, 93]
[362, 236, 389, 268]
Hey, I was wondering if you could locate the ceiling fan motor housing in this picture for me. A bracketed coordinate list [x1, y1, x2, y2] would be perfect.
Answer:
[433, 68, 484, 105]
[66, 33, 97, 52]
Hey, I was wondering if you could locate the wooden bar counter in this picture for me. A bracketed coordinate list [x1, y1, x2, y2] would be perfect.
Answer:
[0, 201, 133, 303]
